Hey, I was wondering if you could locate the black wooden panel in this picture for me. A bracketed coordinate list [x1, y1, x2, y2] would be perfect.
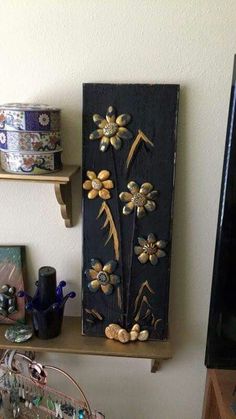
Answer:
[82, 83, 179, 339]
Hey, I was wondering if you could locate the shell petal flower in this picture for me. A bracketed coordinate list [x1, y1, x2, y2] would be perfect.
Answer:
[85, 259, 120, 295]
[82, 170, 114, 200]
[89, 106, 132, 152]
[134, 234, 167, 265]
[119, 181, 158, 218]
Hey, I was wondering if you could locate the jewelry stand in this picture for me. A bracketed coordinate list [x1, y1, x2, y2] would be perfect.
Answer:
[0, 350, 104, 419]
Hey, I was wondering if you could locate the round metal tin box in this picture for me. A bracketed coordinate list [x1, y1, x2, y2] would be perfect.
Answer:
[0, 130, 61, 152]
[0, 149, 63, 175]
[0, 103, 60, 132]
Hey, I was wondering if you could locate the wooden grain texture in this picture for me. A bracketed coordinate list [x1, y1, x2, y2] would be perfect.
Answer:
[0, 165, 79, 183]
[54, 182, 72, 227]
[0, 316, 172, 360]
[202, 371, 220, 419]
[202, 369, 236, 419]
[82, 83, 179, 339]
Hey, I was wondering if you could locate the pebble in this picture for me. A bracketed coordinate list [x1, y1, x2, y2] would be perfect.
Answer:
[131, 323, 140, 333]
[130, 330, 139, 341]
[105, 326, 114, 340]
[5, 324, 33, 343]
[118, 328, 130, 343]
[138, 330, 149, 341]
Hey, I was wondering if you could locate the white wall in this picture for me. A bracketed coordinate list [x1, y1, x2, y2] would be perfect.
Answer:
[0, 1, 235, 418]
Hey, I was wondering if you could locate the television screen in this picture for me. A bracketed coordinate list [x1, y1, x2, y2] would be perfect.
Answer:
[205, 56, 236, 369]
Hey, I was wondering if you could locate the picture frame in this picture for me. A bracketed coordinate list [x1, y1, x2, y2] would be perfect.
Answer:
[0, 245, 26, 324]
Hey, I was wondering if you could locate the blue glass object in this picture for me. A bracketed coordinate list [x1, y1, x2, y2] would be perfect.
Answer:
[18, 266, 76, 339]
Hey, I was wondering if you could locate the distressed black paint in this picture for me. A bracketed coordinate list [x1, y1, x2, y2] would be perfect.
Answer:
[82, 83, 179, 339]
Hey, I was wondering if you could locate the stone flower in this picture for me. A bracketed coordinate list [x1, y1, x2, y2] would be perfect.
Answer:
[89, 105, 132, 152]
[134, 234, 167, 265]
[85, 259, 120, 295]
[83, 170, 114, 200]
[119, 181, 158, 219]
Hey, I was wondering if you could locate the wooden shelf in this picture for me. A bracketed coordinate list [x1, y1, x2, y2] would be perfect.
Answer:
[203, 369, 236, 418]
[0, 317, 172, 373]
[0, 165, 80, 227]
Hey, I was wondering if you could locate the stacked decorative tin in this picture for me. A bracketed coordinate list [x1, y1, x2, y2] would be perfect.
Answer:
[0, 104, 62, 174]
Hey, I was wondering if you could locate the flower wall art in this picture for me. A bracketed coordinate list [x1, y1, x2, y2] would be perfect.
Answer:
[82, 84, 179, 340]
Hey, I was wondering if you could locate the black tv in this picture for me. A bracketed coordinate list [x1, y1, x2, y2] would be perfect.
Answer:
[205, 56, 236, 369]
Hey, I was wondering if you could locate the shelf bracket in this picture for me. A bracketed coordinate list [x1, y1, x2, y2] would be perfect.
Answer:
[54, 182, 72, 228]
[151, 359, 161, 373]
[0, 165, 80, 229]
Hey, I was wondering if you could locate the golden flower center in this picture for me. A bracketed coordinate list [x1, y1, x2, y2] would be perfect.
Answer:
[144, 243, 157, 255]
[103, 122, 118, 137]
[132, 192, 147, 207]
[92, 178, 103, 190]
[97, 271, 109, 284]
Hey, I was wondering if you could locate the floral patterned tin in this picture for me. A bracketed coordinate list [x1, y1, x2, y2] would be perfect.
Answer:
[0, 130, 61, 151]
[0, 149, 62, 174]
[0, 103, 60, 132]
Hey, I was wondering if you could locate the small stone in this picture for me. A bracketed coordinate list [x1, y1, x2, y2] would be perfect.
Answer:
[118, 328, 130, 343]
[132, 192, 147, 207]
[130, 330, 139, 341]
[0, 307, 7, 317]
[138, 330, 149, 341]
[91, 179, 102, 190]
[99, 188, 111, 200]
[116, 127, 132, 140]
[140, 182, 153, 195]
[105, 323, 120, 340]
[8, 287, 16, 295]
[1, 285, 9, 293]
[116, 114, 131, 127]
[145, 200, 156, 212]
[103, 122, 118, 137]
[8, 305, 17, 314]
[138, 252, 149, 264]
[93, 114, 106, 128]
[5, 324, 33, 343]
[105, 326, 114, 340]
[137, 206, 146, 219]
[82, 180, 92, 190]
[109, 323, 120, 340]
[131, 324, 140, 333]
[88, 189, 98, 199]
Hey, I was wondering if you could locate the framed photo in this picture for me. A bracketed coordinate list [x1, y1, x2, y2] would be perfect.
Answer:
[0, 246, 26, 323]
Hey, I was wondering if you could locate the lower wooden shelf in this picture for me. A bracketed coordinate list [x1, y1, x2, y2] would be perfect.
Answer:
[0, 317, 172, 373]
